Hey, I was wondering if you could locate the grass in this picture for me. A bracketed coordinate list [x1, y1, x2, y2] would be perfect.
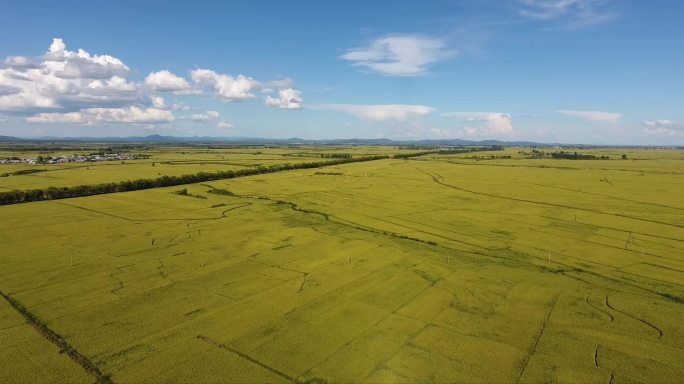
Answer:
[0, 146, 683, 383]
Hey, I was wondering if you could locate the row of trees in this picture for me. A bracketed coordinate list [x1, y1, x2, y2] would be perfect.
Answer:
[0, 155, 389, 205]
[394, 146, 504, 159]
[464, 155, 512, 160]
[522, 149, 611, 160]
[550, 151, 610, 160]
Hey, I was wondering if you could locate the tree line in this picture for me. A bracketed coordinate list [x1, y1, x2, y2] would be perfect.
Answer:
[394, 146, 504, 159]
[0, 155, 389, 205]
[550, 151, 610, 160]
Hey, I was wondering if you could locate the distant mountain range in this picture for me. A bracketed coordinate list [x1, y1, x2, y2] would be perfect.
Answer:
[0, 134, 559, 147]
[0, 134, 677, 148]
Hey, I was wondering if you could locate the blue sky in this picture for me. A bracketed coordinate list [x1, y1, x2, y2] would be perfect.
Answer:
[0, 0, 683, 144]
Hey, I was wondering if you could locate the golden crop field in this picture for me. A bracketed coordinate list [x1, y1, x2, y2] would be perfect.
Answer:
[1, 146, 683, 383]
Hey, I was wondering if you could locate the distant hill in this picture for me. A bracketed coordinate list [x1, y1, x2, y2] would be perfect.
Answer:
[0, 134, 661, 147]
[0, 135, 29, 142]
[0, 134, 561, 147]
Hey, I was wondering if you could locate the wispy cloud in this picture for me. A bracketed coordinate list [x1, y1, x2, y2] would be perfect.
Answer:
[312, 104, 434, 121]
[643, 120, 684, 136]
[557, 109, 622, 123]
[25, 107, 175, 125]
[189, 110, 220, 122]
[217, 121, 233, 129]
[341, 34, 452, 77]
[518, 0, 616, 27]
[442, 112, 514, 134]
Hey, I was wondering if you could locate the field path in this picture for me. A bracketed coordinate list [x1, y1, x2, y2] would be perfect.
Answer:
[515, 293, 560, 384]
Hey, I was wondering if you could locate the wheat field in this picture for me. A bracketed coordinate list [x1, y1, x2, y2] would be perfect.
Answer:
[1, 147, 683, 383]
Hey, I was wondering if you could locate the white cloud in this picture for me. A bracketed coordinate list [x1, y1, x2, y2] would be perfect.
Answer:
[26, 111, 88, 124]
[312, 104, 434, 121]
[0, 38, 141, 112]
[144, 70, 193, 93]
[341, 34, 452, 77]
[44, 38, 130, 79]
[518, 0, 615, 27]
[150, 96, 167, 109]
[191, 69, 260, 102]
[442, 112, 514, 134]
[3, 56, 38, 68]
[217, 121, 233, 129]
[557, 109, 622, 123]
[26, 106, 174, 125]
[0, 84, 21, 96]
[190, 110, 220, 122]
[265, 88, 303, 110]
[643, 120, 684, 136]
[1, 38, 302, 132]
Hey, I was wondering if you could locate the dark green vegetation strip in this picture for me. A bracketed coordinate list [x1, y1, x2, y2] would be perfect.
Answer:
[0, 155, 389, 205]
[0, 168, 46, 177]
[393, 145, 503, 159]
[0, 290, 114, 384]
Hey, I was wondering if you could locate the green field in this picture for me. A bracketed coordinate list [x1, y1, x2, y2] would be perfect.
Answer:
[1, 146, 683, 383]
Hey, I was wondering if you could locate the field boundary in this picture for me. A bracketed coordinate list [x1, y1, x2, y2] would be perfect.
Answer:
[197, 335, 298, 382]
[515, 293, 560, 384]
[0, 290, 114, 384]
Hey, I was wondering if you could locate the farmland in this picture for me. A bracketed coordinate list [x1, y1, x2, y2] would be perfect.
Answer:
[0, 145, 419, 192]
[1, 145, 683, 383]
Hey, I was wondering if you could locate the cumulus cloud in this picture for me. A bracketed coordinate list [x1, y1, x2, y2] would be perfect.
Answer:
[191, 69, 260, 102]
[0, 84, 21, 96]
[217, 121, 233, 129]
[442, 112, 514, 134]
[0, 38, 141, 111]
[3, 56, 38, 68]
[557, 109, 622, 123]
[26, 106, 174, 125]
[1, 38, 301, 132]
[341, 34, 451, 77]
[518, 0, 616, 27]
[150, 96, 167, 109]
[44, 38, 130, 79]
[312, 104, 434, 121]
[190, 110, 220, 122]
[643, 120, 684, 136]
[265, 88, 303, 110]
[144, 70, 193, 93]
